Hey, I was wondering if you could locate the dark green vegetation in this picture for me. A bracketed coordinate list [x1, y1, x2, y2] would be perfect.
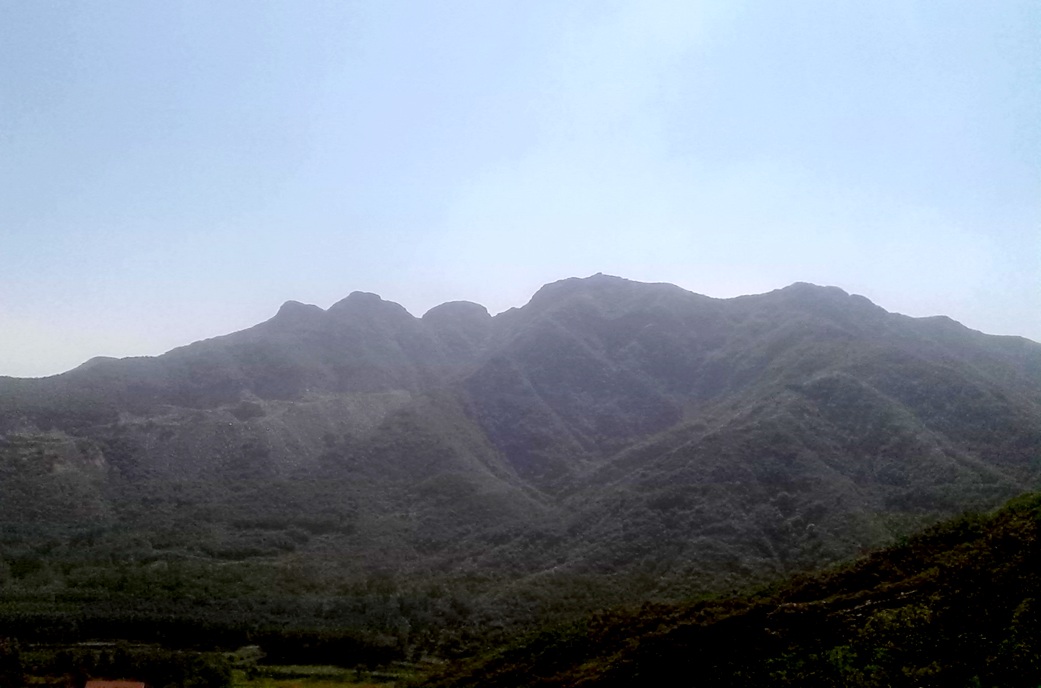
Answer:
[0, 275, 1039, 673]
[2, 640, 400, 687]
[17, 642, 232, 688]
[425, 492, 1041, 687]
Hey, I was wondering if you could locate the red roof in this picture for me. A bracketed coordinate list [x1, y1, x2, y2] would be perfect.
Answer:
[84, 681, 147, 688]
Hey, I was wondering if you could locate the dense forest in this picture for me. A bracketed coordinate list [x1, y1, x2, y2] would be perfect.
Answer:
[423, 491, 1041, 687]
[3, 491, 1041, 686]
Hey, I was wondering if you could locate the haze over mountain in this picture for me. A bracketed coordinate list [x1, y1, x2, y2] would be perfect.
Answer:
[4, 2, 1039, 379]
[5, 1, 1039, 680]
[0, 274, 1039, 658]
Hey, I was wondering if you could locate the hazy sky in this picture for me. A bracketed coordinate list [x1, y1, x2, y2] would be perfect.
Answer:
[2, 1, 1039, 377]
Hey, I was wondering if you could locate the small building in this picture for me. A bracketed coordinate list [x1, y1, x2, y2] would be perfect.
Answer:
[84, 681, 147, 688]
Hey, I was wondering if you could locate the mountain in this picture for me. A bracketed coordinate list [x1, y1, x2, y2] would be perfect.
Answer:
[0, 274, 1039, 659]
[423, 490, 1041, 688]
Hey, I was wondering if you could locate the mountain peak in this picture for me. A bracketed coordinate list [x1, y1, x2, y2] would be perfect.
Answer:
[74, 355, 120, 371]
[261, 300, 326, 333]
[782, 281, 849, 297]
[525, 274, 695, 316]
[422, 300, 490, 322]
[527, 273, 636, 305]
[327, 291, 413, 319]
[768, 281, 884, 314]
[273, 299, 324, 319]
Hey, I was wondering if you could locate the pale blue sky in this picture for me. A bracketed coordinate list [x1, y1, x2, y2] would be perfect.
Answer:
[2, 1, 1039, 377]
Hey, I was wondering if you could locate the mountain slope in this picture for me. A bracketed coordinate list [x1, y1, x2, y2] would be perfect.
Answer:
[423, 491, 1041, 687]
[0, 274, 1038, 657]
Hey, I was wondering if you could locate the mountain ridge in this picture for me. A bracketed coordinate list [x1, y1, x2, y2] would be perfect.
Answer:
[5, 274, 1037, 384]
[0, 274, 1038, 661]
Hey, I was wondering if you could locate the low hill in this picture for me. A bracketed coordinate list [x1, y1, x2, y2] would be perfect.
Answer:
[424, 491, 1041, 687]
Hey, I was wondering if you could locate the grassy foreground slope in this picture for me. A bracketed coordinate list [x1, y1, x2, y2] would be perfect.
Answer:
[425, 491, 1041, 688]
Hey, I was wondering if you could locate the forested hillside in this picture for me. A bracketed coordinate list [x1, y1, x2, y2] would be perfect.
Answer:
[424, 491, 1041, 687]
[0, 274, 1039, 667]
